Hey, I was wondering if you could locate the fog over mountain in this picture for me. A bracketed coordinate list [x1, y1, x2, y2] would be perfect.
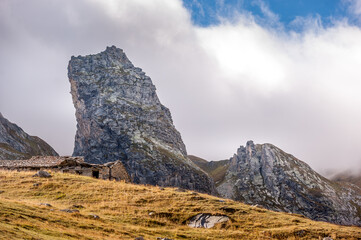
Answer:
[1, 0, 361, 174]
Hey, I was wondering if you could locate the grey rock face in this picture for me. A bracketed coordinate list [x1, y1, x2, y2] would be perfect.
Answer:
[0, 113, 58, 160]
[68, 46, 215, 194]
[217, 141, 361, 226]
[187, 213, 229, 228]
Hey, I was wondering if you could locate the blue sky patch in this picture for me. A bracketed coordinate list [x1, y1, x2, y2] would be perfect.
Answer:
[182, 0, 355, 30]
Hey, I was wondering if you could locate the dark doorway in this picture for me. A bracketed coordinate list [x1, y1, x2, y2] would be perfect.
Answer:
[92, 170, 99, 179]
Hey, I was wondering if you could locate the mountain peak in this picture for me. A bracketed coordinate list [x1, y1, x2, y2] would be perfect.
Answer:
[210, 141, 361, 226]
[68, 47, 216, 194]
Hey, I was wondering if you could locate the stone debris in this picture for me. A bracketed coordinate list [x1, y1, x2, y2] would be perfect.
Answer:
[71, 204, 84, 209]
[40, 203, 52, 207]
[188, 213, 229, 228]
[60, 209, 79, 213]
[89, 214, 100, 219]
[32, 170, 51, 178]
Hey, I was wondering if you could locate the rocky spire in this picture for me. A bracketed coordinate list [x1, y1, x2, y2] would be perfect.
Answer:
[68, 46, 215, 194]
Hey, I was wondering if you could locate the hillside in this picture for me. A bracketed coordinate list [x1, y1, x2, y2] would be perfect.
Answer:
[188, 155, 229, 185]
[0, 170, 360, 239]
[332, 170, 361, 189]
[0, 113, 58, 160]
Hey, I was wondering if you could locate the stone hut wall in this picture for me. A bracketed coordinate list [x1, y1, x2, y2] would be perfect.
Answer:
[110, 161, 131, 182]
[0, 157, 130, 182]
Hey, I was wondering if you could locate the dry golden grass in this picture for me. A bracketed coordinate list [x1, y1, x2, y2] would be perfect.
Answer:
[0, 170, 360, 240]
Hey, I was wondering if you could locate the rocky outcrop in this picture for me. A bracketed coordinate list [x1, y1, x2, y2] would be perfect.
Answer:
[0, 113, 58, 159]
[187, 213, 229, 228]
[214, 141, 361, 226]
[68, 46, 215, 194]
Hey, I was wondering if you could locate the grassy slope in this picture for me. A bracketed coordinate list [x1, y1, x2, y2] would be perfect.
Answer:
[0, 170, 360, 240]
[188, 155, 229, 185]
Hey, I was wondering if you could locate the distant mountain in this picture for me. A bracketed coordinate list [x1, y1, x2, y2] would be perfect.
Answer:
[0, 113, 58, 159]
[331, 170, 361, 189]
[188, 155, 229, 185]
[68, 46, 215, 194]
[190, 141, 361, 226]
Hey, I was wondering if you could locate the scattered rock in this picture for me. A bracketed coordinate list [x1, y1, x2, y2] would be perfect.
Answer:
[134, 237, 144, 240]
[148, 212, 155, 216]
[175, 188, 186, 192]
[159, 187, 165, 191]
[32, 170, 51, 178]
[190, 192, 198, 195]
[40, 203, 52, 207]
[157, 238, 173, 240]
[323, 238, 333, 240]
[89, 214, 100, 219]
[188, 213, 229, 228]
[60, 209, 79, 213]
[71, 204, 84, 209]
[218, 200, 225, 203]
[33, 183, 42, 187]
[0, 190, 4, 194]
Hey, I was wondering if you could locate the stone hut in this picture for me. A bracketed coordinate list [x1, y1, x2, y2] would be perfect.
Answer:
[0, 156, 130, 182]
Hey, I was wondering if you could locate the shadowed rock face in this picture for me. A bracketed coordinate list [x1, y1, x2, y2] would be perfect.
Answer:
[216, 141, 361, 226]
[68, 46, 215, 194]
[0, 113, 58, 159]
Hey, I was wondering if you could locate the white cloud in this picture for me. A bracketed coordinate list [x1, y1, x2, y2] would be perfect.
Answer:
[347, 0, 361, 15]
[1, 0, 361, 174]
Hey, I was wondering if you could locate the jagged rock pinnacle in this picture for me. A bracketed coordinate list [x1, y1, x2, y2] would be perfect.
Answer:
[68, 46, 216, 194]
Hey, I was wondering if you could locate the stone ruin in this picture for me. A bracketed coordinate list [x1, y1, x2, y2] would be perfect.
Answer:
[0, 156, 130, 182]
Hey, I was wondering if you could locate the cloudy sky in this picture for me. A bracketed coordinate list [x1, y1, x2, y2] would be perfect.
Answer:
[1, 0, 361, 174]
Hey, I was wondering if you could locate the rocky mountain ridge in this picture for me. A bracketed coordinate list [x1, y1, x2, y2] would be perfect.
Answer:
[0, 113, 58, 160]
[68, 46, 215, 194]
[191, 141, 361, 226]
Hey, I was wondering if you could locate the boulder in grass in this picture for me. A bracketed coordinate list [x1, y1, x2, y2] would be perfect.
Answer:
[188, 213, 229, 228]
[32, 170, 52, 178]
